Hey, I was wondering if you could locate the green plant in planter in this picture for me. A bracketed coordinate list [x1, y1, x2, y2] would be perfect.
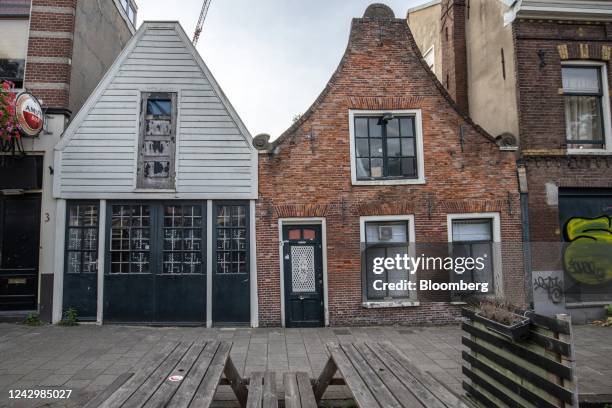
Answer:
[58, 308, 79, 326]
[605, 304, 612, 317]
[23, 312, 42, 326]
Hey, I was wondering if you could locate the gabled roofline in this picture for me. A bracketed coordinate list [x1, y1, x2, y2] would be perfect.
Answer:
[267, 17, 499, 152]
[56, 20, 253, 152]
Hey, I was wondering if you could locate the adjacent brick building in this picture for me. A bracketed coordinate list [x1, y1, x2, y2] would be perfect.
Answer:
[409, 0, 612, 322]
[254, 4, 524, 327]
[0, 0, 135, 320]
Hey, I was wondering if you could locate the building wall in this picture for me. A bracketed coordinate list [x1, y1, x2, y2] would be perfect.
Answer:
[514, 19, 612, 320]
[24, 0, 77, 110]
[69, 0, 133, 114]
[54, 22, 257, 200]
[256, 10, 524, 327]
[514, 20, 612, 151]
[465, 0, 519, 140]
[406, 2, 442, 80]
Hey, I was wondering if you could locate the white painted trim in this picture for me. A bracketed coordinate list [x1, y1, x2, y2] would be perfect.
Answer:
[249, 200, 258, 328]
[423, 45, 435, 72]
[278, 217, 328, 327]
[562, 61, 612, 155]
[446, 212, 504, 297]
[513, 0, 612, 22]
[348, 109, 426, 186]
[407, 0, 441, 14]
[359, 215, 418, 303]
[96, 200, 106, 324]
[52, 199, 66, 324]
[206, 200, 213, 328]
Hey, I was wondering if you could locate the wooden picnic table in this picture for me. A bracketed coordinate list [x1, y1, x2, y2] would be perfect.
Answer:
[313, 341, 474, 408]
[84, 340, 248, 408]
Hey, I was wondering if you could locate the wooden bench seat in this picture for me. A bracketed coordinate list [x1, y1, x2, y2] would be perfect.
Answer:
[284, 372, 317, 408]
[246, 371, 278, 408]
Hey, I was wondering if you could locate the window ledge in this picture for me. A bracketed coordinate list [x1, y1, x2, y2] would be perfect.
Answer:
[362, 300, 420, 309]
[565, 301, 611, 308]
[353, 178, 426, 186]
[567, 149, 612, 155]
[133, 188, 177, 193]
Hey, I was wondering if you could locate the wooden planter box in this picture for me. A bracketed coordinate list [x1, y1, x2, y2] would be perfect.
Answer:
[475, 312, 531, 341]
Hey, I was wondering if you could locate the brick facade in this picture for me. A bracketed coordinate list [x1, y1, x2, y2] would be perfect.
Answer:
[256, 6, 524, 327]
[514, 19, 612, 240]
[24, 0, 77, 109]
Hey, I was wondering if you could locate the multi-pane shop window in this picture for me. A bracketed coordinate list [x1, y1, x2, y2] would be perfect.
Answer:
[110, 205, 151, 273]
[354, 115, 418, 180]
[163, 205, 204, 274]
[137, 92, 177, 189]
[363, 220, 410, 300]
[450, 219, 494, 297]
[216, 205, 248, 274]
[562, 65, 606, 149]
[65, 203, 99, 274]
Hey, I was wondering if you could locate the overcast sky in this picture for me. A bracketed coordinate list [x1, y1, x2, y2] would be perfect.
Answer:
[137, 0, 428, 139]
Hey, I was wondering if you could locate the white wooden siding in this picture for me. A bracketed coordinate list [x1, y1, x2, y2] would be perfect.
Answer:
[55, 22, 257, 199]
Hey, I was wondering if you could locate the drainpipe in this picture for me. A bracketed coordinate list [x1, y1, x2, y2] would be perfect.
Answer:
[517, 161, 533, 308]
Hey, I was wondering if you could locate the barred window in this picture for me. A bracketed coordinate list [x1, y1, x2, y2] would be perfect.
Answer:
[65, 202, 99, 274]
[216, 205, 248, 274]
[110, 204, 151, 274]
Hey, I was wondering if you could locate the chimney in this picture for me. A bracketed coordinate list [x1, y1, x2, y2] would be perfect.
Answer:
[440, 0, 468, 114]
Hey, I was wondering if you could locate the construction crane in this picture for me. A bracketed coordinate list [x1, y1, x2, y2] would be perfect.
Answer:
[192, 0, 212, 45]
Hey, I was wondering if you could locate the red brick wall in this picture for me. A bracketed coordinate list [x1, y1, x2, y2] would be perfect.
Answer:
[256, 13, 524, 327]
[440, 0, 469, 113]
[24, 0, 77, 109]
[514, 20, 612, 151]
[513, 19, 612, 253]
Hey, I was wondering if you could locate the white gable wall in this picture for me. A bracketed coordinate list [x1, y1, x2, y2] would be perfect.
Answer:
[54, 21, 257, 199]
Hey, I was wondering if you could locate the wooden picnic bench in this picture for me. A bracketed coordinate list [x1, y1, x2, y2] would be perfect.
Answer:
[313, 341, 474, 408]
[84, 340, 248, 408]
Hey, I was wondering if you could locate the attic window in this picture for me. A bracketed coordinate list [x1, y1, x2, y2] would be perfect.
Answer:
[137, 92, 177, 189]
[350, 110, 425, 185]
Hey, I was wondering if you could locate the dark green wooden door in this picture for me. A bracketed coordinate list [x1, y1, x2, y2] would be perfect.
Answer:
[212, 203, 250, 325]
[283, 225, 324, 327]
[104, 202, 206, 324]
[63, 202, 99, 320]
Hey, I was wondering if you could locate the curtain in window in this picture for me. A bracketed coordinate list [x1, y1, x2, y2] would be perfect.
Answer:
[564, 95, 603, 144]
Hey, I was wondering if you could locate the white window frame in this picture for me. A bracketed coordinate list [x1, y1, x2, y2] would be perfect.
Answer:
[423, 45, 435, 72]
[562, 60, 612, 155]
[359, 215, 419, 308]
[349, 109, 426, 186]
[447, 212, 504, 298]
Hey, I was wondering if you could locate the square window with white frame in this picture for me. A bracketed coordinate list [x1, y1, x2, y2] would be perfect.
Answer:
[562, 63, 611, 151]
[361, 217, 415, 302]
[350, 110, 425, 185]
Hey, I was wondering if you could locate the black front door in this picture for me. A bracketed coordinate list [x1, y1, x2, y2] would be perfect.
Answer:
[104, 202, 206, 324]
[283, 225, 324, 327]
[0, 195, 41, 311]
[212, 202, 250, 325]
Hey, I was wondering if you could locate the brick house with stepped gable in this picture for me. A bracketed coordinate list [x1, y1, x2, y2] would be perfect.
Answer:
[253, 4, 525, 327]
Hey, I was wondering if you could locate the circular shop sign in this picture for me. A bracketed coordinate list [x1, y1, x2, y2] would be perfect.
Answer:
[15, 92, 44, 137]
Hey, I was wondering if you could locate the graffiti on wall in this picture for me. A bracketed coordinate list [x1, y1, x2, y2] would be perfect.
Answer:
[563, 216, 612, 285]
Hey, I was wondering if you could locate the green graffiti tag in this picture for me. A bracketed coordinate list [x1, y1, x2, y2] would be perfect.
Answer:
[563, 216, 612, 285]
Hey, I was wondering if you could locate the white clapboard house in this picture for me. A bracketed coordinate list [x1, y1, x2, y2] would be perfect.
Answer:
[52, 21, 258, 326]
